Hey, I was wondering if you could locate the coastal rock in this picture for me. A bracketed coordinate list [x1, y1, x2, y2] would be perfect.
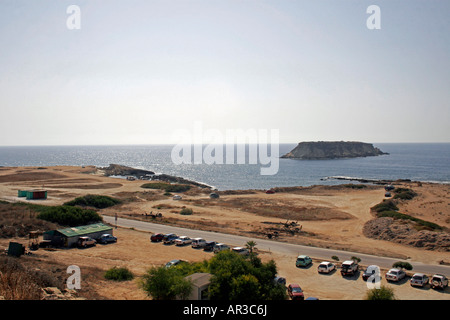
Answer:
[363, 217, 450, 251]
[100, 164, 155, 177]
[281, 141, 388, 160]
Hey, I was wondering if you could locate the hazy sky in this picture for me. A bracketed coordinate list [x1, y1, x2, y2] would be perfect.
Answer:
[1, 0, 449, 146]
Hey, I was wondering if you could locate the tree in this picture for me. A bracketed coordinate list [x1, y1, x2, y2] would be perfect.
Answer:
[365, 285, 396, 300]
[246, 240, 257, 254]
[140, 266, 192, 300]
[208, 251, 286, 300]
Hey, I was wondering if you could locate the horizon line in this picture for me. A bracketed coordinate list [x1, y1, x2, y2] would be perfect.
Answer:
[1, 141, 450, 148]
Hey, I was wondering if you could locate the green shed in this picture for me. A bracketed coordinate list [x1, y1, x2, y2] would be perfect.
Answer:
[43, 223, 113, 247]
[18, 190, 28, 197]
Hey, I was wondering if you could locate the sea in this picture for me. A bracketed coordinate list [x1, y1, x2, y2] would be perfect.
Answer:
[0, 143, 449, 191]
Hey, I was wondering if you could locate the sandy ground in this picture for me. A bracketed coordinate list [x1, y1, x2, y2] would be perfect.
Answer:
[0, 165, 449, 300]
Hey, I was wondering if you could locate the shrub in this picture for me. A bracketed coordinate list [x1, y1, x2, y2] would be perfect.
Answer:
[393, 188, 417, 200]
[64, 194, 121, 209]
[392, 261, 413, 270]
[141, 182, 191, 193]
[365, 285, 396, 300]
[371, 200, 398, 213]
[104, 267, 134, 281]
[343, 184, 367, 189]
[376, 210, 442, 231]
[36, 205, 102, 227]
[180, 208, 193, 215]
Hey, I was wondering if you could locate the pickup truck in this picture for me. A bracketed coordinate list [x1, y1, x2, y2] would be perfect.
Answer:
[430, 274, 448, 289]
[385, 268, 406, 282]
[340, 260, 358, 276]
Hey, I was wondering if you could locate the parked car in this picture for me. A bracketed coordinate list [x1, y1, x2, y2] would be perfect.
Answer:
[203, 241, 217, 251]
[273, 276, 286, 286]
[163, 233, 179, 244]
[385, 268, 406, 282]
[430, 274, 449, 290]
[77, 236, 96, 248]
[173, 195, 182, 200]
[191, 238, 207, 248]
[232, 247, 249, 256]
[287, 284, 304, 300]
[296, 255, 312, 267]
[265, 189, 275, 194]
[340, 260, 359, 276]
[150, 233, 164, 242]
[362, 265, 381, 281]
[98, 234, 117, 244]
[317, 261, 336, 274]
[410, 273, 429, 287]
[165, 259, 188, 268]
[175, 236, 192, 246]
[213, 243, 230, 253]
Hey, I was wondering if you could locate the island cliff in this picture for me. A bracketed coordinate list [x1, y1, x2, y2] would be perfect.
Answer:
[281, 141, 388, 160]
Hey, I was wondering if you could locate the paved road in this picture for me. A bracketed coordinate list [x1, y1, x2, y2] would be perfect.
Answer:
[103, 215, 450, 275]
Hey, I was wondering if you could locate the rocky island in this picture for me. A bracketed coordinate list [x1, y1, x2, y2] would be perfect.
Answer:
[281, 141, 388, 160]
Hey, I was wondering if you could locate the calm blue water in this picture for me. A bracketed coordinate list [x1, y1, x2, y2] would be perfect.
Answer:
[0, 143, 449, 190]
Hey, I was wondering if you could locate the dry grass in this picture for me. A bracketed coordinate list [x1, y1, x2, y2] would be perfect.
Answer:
[189, 197, 352, 221]
[0, 202, 59, 238]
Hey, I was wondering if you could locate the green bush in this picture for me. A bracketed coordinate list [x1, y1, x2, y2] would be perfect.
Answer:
[392, 261, 413, 270]
[64, 194, 121, 209]
[35, 205, 102, 227]
[365, 285, 396, 300]
[141, 182, 191, 193]
[376, 210, 442, 231]
[141, 182, 170, 190]
[180, 208, 193, 215]
[371, 200, 399, 213]
[104, 267, 134, 281]
[343, 184, 367, 189]
[393, 188, 417, 200]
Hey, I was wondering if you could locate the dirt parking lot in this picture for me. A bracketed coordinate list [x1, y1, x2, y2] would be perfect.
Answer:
[2, 227, 448, 300]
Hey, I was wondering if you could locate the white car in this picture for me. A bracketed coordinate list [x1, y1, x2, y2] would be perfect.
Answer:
[385, 268, 406, 282]
[213, 243, 230, 253]
[232, 247, 249, 256]
[317, 261, 336, 274]
[191, 238, 207, 248]
[410, 273, 429, 287]
[175, 236, 192, 246]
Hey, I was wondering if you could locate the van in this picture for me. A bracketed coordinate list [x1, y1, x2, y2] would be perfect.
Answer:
[191, 238, 206, 248]
[213, 243, 230, 253]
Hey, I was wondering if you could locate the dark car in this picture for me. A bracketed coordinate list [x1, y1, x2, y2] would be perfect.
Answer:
[98, 234, 117, 244]
[203, 241, 217, 251]
[163, 233, 179, 244]
[362, 265, 381, 281]
[150, 233, 164, 242]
